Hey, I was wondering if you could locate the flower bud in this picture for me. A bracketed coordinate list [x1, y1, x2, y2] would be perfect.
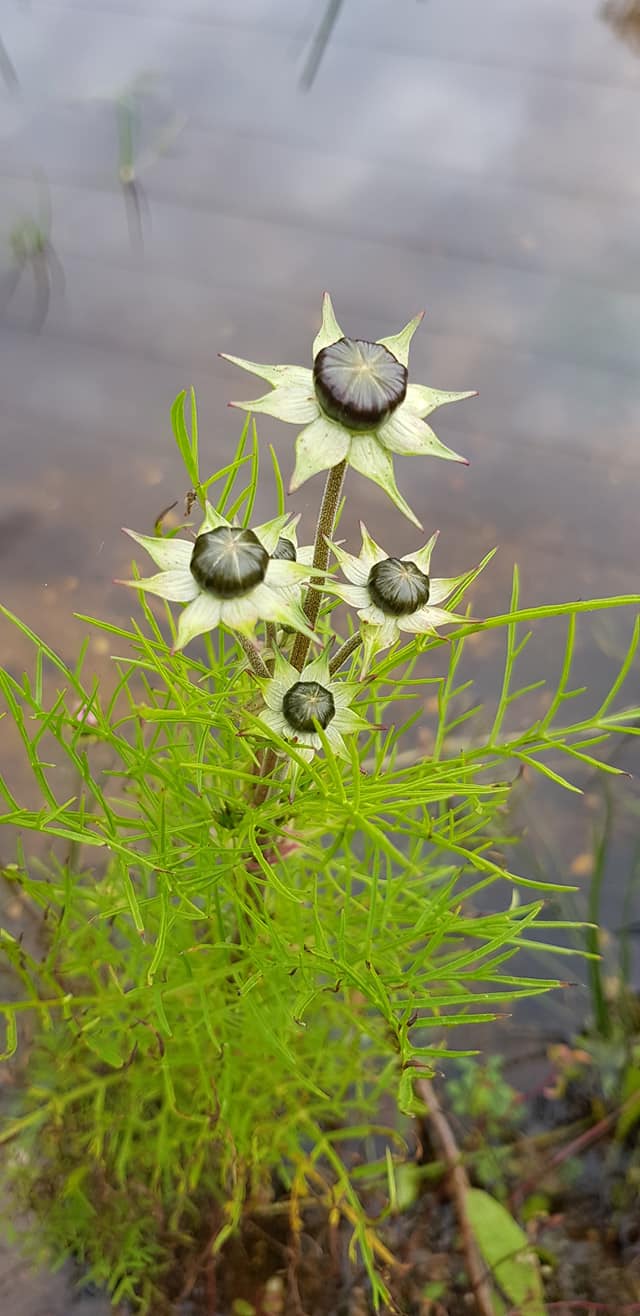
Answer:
[190, 526, 268, 598]
[313, 337, 407, 432]
[367, 557, 430, 616]
[283, 680, 336, 733]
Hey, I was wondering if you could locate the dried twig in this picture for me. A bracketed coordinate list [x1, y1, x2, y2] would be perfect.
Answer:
[510, 1087, 640, 1211]
[510, 1304, 640, 1314]
[415, 1075, 496, 1316]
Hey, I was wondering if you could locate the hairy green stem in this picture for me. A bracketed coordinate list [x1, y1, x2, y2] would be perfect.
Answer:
[265, 621, 277, 675]
[237, 634, 270, 680]
[329, 632, 362, 675]
[291, 459, 347, 671]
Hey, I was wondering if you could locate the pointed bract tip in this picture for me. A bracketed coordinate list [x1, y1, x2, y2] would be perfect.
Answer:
[416, 309, 426, 323]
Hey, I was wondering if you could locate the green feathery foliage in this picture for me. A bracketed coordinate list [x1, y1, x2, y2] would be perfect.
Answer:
[0, 368, 638, 1312]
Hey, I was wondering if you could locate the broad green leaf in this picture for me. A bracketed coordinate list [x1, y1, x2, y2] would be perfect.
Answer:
[466, 1188, 546, 1316]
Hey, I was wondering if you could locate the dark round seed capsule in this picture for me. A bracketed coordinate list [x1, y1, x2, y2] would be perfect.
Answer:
[190, 526, 268, 598]
[283, 680, 336, 734]
[272, 536, 297, 561]
[367, 557, 430, 617]
[313, 337, 407, 432]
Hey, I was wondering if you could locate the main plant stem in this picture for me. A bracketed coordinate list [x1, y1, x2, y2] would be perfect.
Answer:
[291, 459, 347, 672]
[252, 746, 277, 807]
[253, 461, 347, 806]
[239, 635, 274, 804]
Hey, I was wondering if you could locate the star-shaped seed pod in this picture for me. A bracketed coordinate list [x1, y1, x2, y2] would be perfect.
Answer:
[117, 505, 318, 651]
[220, 293, 475, 528]
[256, 650, 369, 766]
[326, 523, 473, 676]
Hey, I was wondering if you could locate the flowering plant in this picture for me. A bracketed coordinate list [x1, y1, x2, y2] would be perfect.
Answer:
[1, 294, 638, 1315]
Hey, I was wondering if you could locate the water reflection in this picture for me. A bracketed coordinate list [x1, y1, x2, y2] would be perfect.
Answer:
[300, 0, 345, 90]
[0, 33, 18, 94]
[1, 174, 63, 330]
[115, 75, 187, 251]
